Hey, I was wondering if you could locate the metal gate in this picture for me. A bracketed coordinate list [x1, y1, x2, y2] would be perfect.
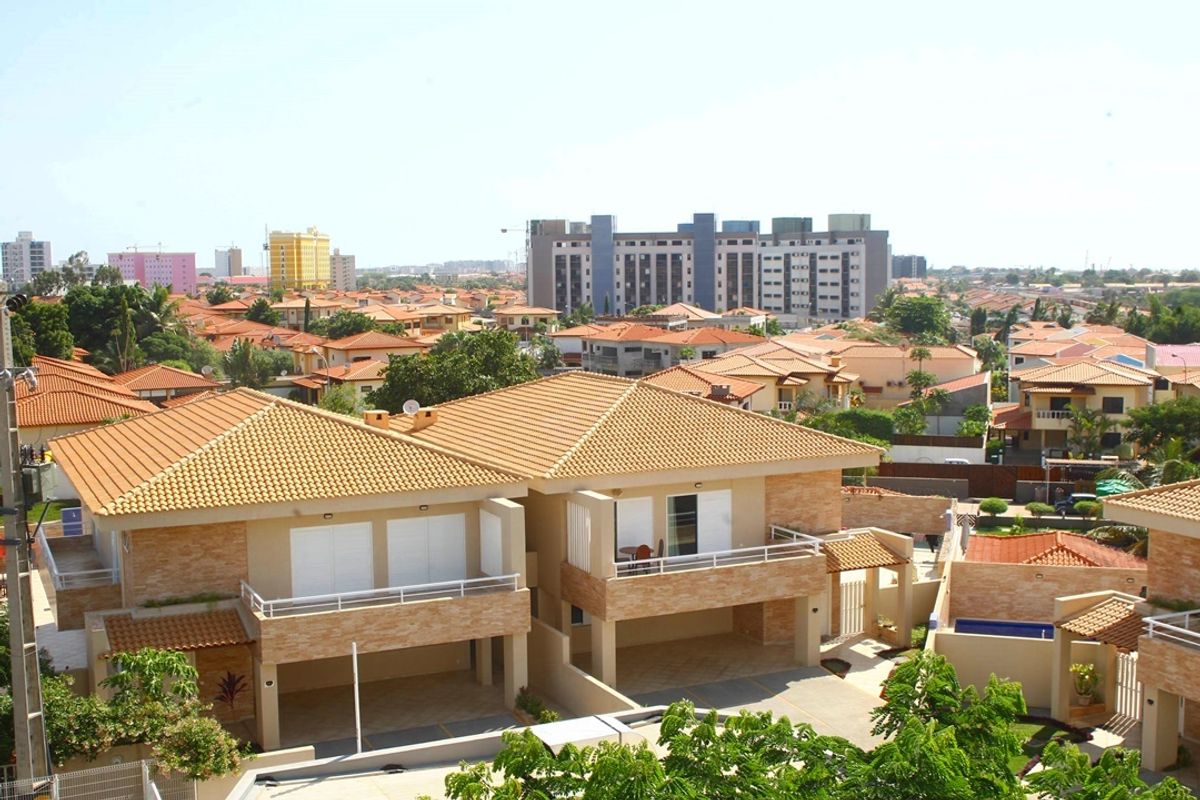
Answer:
[840, 579, 865, 636]
[1114, 651, 1142, 721]
[0, 760, 194, 800]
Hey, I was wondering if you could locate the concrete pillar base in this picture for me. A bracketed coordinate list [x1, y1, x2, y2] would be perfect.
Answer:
[475, 637, 493, 686]
[794, 596, 820, 666]
[591, 617, 617, 687]
[1143, 686, 1181, 772]
[254, 659, 280, 751]
[503, 633, 528, 709]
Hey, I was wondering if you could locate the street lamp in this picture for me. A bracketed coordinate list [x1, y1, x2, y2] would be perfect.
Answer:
[308, 346, 331, 401]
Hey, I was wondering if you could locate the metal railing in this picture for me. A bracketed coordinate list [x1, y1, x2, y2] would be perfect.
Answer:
[1144, 609, 1200, 651]
[613, 538, 820, 578]
[1035, 410, 1073, 420]
[35, 528, 117, 590]
[241, 574, 520, 618]
[0, 759, 193, 800]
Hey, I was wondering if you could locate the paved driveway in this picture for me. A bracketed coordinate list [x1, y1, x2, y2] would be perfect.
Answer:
[631, 666, 884, 749]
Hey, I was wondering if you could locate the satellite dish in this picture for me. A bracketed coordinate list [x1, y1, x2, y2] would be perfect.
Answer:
[200, 365, 214, 376]
[402, 399, 420, 416]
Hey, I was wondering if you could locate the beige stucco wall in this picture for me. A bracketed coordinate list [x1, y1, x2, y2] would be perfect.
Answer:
[935, 630, 1103, 708]
[949, 561, 1146, 623]
[523, 491, 566, 628]
[529, 619, 638, 716]
[24, 423, 96, 448]
[842, 493, 951, 536]
[325, 346, 422, 366]
[848, 354, 978, 408]
[1148, 529, 1200, 605]
[607, 476, 767, 552]
[276, 642, 471, 693]
[245, 501, 489, 600]
[569, 607, 734, 654]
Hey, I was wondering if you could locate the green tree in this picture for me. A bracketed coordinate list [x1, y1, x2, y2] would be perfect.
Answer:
[1124, 397, 1200, 450]
[244, 298, 281, 326]
[30, 269, 66, 296]
[1028, 740, 1192, 799]
[562, 303, 594, 328]
[222, 340, 287, 388]
[135, 284, 183, 339]
[310, 310, 376, 339]
[1066, 404, 1115, 458]
[205, 283, 235, 305]
[1030, 297, 1050, 321]
[1056, 304, 1075, 328]
[763, 317, 785, 336]
[969, 306, 988, 336]
[140, 331, 221, 374]
[885, 296, 951, 340]
[892, 405, 929, 436]
[16, 301, 75, 360]
[92, 296, 144, 374]
[7, 313, 36, 366]
[979, 497, 1009, 517]
[368, 329, 537, 411]
[957, 404, 991, 436]
[91, 265, 125, 287]
[534, 336, 563, 371]
[909, 346, 931, 373]
[629, 304, 664, 317]
[317, 383, 362, 416]
[867, 285, 901, 322]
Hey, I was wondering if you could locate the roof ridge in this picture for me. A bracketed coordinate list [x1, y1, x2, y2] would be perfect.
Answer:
[544, 381, 641, 479]
[427, 371, 633, 411]
[1105, 477, 1200, 502]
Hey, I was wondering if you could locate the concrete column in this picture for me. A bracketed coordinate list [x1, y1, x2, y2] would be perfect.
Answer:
[475, 637, 493, 686]
[829, 573, 841, 637]
[559, 599, 574, 635]
[1101, 645, 1117, 711]
[864, 567, 879, 636]
[1142, 686, 1181, 772]
[590, 617, 617, 686]
[794, 596, 820, 666]
[484, 498, 527, 588]
[894, 561, 913, 648]
[1050, 631, 1074, 722]
[502, 633, 529, 709]
[254, 659, 280, 751]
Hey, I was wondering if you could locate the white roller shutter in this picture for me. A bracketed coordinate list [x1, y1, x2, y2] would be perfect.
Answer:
[427, 514, 467, 583]
[697, 490, 733, 553]
[332, 523, 374, 593]
[291, 527, 334, 597]
[291, 523, 374, 597]
[615, 497, 653, 552]
[387, 518, 430, 587]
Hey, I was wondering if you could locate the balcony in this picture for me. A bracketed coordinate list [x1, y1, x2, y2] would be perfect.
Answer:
[1138, 610, 1200, 702]
[561, 527, 828, 622]
[241, 575, 529, 664]
[35, 528, 122, 630]
[1036, 410, 1073, 420]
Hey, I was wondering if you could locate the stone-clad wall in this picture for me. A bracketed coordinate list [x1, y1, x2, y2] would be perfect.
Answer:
[842, 491, 951, 536]
[765, 470, 841, 534]
[125, 522, 248, 607]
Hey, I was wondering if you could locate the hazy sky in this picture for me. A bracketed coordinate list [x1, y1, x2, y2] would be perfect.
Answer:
[3, 1, 1198, 272]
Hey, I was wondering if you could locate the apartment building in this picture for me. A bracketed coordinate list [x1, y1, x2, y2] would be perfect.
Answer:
[330, 248, 356, 292]
[269, 227, 331, 290]
[2, 231, 52, 287]
[581, 324, 762, 378]
[213, 247, 244, 278]
[526, 214, 890, 325]
[107, 250, 198, 294]
[891, 254, 927, 279]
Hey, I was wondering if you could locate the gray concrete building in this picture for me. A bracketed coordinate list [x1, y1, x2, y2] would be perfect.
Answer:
[2, 231, 52, 288]
[892, 254, 928, 279]
[330, 248, 357, 291]
[527, 213, 891, 326]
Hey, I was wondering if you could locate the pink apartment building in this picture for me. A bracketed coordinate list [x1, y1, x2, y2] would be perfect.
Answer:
[107, 251, 197, 294]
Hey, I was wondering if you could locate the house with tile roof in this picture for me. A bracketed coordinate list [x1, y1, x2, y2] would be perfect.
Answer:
[491, 304, 559, 340]
[290, 358, 387, 404]
[1040, 480, 1200, 769]
[547, 323, 609, 367]
[49, 390, 531, 752]
[18, 357, 159, 446]
[388, 371, 910, 697]
[640, 364, 764, 408]
[895, 370, 992, 435]
[270, 296, 343, 330]
[310, 330, 429, 370]
[1009, 360, 1158, 456]
[694, 341, 858, 414]
[112, 363, 222, 405]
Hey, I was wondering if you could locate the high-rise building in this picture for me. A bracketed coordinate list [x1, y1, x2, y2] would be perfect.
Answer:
[892, 254, 928, 279]
[2, 231, 52, 288]
[213, 247, 243, 278]
[330, 248, 356, 291]
[106, 250, 197, 294]
[526, 212, 891, 326]
[269, 227, 330, 290]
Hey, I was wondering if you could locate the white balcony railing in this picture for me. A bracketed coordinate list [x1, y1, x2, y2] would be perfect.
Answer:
[240, 574, 520, 618]
[613, 538, 821, 578]
[1144, 609, 1200, 651]
[1035, 410, 1073, 420]
[35, 527, 117, 590]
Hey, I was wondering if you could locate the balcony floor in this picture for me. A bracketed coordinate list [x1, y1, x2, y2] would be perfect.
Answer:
[278, 670, 516, 756]
[43, 535, 105, 573]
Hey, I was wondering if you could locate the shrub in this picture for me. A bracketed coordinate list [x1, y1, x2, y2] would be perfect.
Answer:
[1026, 502, 1055, 519]
[1010, 514, 1027, 534]
[515, 686, 559, 723]
[1074, 500, 1101, 519]
[979, 497, 1008, 517]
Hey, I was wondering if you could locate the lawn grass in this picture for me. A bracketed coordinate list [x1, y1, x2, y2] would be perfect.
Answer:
[1009, 720, 1072, 774]
[27, 499, 79, 524]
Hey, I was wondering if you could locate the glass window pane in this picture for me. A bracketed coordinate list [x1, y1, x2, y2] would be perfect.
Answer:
[667, 494, 699, 556]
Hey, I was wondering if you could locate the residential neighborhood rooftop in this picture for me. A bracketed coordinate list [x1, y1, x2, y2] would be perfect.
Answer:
[965, 532, 1146, 569]
[1102, 478, 1200, 524]
[103, 609, 252, 656]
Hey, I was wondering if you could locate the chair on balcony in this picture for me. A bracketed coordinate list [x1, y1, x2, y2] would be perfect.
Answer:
[656, 539, 664, 559]
[635, 544, 653, 574]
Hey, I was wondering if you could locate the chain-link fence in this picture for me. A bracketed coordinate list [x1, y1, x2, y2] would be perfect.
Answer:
[0, 760, 194, 800]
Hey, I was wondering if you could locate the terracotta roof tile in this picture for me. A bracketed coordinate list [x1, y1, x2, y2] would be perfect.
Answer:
[1013, 360, 1154, 386]
[650, 328, 764, 346]
[32, 355, 111, 382]
[1103, 479, 1200, 525]
[18, 390, 158, 427]
[493, 305, 559, 316]
[160, 390, 219, 409]
[104, 609, 251, 655]
[113, 364, 221, 392]
[651, 302, 721, 320]
[1058, 597, 1144, 651]
[323, 331, 427, 351]
[824, 535, 906, 573]
[641, 365, 764, 401]
[52, 389, 522, 518]
[390, 372, 880, 483]
[586, 323, 669, 343]
[966, 532, 1146, 568]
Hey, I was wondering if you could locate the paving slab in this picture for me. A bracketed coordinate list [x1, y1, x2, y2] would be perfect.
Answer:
[443, 713, 518, 738]
[368, 724, 449, 750]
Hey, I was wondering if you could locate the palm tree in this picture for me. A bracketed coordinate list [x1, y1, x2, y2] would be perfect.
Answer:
[136, 285, 183, 339]
[909, 347, 931, 374]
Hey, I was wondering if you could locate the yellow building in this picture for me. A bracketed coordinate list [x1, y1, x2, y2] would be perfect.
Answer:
[269, 227, 330, 290]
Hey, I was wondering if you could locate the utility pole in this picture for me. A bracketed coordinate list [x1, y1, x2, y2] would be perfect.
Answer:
[1, 293, 49, 780]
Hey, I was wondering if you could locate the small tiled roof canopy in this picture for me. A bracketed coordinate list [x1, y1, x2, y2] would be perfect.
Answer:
[1103, 479, 1200, 525]
[104, 610, 252, 656]
[823, 535, 906, 573]
[1057, 597, 1144, 652]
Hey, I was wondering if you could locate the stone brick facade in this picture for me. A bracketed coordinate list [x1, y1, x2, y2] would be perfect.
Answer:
[949, 562, 1146, 623]
[1148, 530, 1200, 605]
[734, 600, 796, 645]
[1139, 637, 1200, 708]
[125, 522, 248, 607]
[842, 492, 951, 536]
[765, 470, 841, 534]
[196, 644, 255, 723]
[561, 557, 827, 623]
[252, 589, 530, 664]
[55, 584, 123, 631]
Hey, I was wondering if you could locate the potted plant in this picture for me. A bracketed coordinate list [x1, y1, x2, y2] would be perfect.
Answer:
[1070, 662, 1099, 706]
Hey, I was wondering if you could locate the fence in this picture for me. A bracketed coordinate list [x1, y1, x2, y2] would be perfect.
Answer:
[613, 539, 820, 578]
[1115, 651, 1143, 721]
[878, 463, 1048, 499]
[240, 574, 520, 617]
[0, 760, 193, 800]
[35, 527, 117, 590]
[840, 579, 865, 636]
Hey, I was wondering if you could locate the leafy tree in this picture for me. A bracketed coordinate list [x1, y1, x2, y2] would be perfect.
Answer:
[7, 313, 36, 366]
[302, 297, 312, 332]
[92, 265, 125, 287]
[803, 407, 894, 446]
[63, 283, 148, 355]
[979, 497, 1008, 517]
[368, 329, 537, 411]
[92, 296, 144, 374]
[1066, 404, 1115, 458]
[1074, 500, 1101, 519]
[957, 404, 991, 436]
[629, 304, 664, 317]
[140, 331, 221, 374]
[1124, 397, 1200, 450]
[223, 340, 288, 388]
[1028, 740, 1192, 799]
[908, 346, 931, 373]
[884, 296, 951, 340]
[1056, 304, 1075, 328]
[30, 269, 66, 296]
[15, 301, 75, 360]
[867, 285, 901, 322]
[562, 303, 595, 328]
[906, 369, 937, 398]
[1027, 502, 1055, 518]
[763, 317, 785, 336]
[534, 336, 563, 371]
[205, 283, 235, 305]
[1030, 297, 1050, 321]
[969, 306, 988, 336]
[309, 310, 376, 339]
[677, 345, 696, 362]
[893, 405, 930, 436]
[318, 383, 362, 416]
[244, 298, 281, 326]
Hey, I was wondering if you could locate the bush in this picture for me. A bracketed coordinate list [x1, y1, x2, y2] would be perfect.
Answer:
[1026, 502, 1055, 519]
[979, 497, 1008, 517]
[1010, 514, 1027, 534]
[1074, 500, 1102, 519]
[515, 686, 559, 723]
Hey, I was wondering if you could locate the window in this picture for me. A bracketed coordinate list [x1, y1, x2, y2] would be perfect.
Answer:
[667, 494, 698, 556]
[1101, 396, 1125, 414]
[1049, 397, 1072, 411]
[1101, 432, 1122, 448]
